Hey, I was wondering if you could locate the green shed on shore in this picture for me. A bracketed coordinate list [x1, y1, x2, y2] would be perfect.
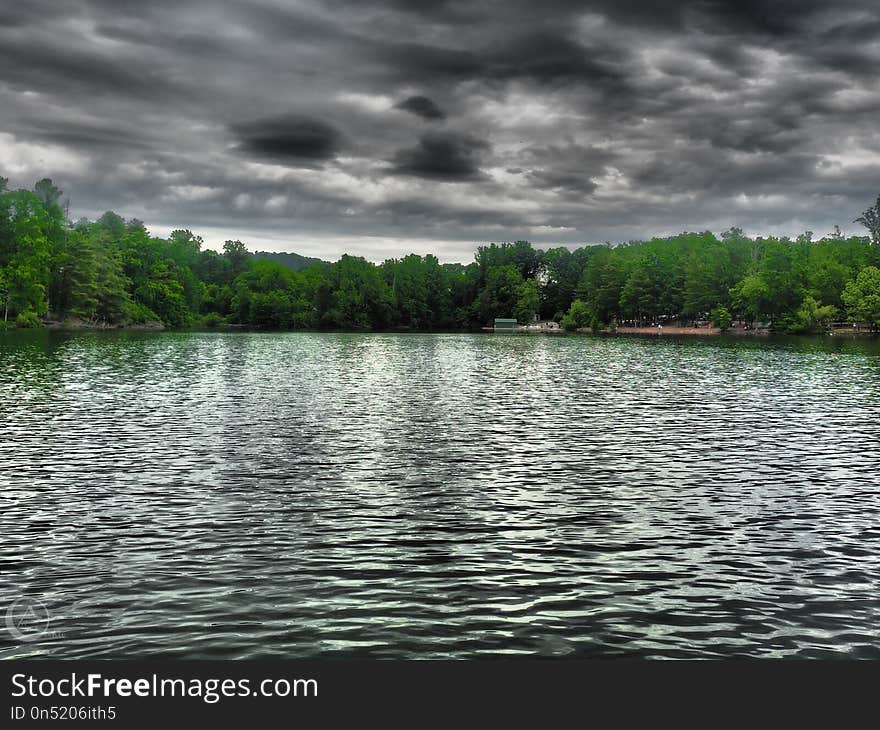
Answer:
[494, 318, 518, 332]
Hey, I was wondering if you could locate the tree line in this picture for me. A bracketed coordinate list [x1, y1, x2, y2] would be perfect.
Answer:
[2, 178, 880, 333]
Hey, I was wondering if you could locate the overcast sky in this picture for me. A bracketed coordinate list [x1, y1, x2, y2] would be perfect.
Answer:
[1, 1, 878, 261]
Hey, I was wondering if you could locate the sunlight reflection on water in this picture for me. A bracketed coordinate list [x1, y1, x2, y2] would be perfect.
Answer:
[1, 330, 879, 658]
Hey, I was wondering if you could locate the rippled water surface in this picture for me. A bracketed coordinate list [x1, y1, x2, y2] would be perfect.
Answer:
[2, 330, 880, 658]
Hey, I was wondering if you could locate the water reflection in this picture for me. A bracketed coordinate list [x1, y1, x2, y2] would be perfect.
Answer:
[1, 330, 879, 658]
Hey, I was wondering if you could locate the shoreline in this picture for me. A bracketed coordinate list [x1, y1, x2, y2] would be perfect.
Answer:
[602, 325, 724, 336]
[603, 325, 876, 338]
[42, 319, 165, 331]
[3, 322, 876, 339]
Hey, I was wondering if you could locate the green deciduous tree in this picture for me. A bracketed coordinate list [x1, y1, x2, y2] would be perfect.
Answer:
[855, 196, 880, 246]
[576, 247, 625, 325]
[223, 239, 250, 277]
[2, 190, 53, 318]
[514, 278, 540, 324]
[709, 305, 733, 331]
[619, 260, 660, 323]
[730, 274, 771, 325]
[842, 266, 880, 329]
[320, 255, 392, 330]
[560, 299, 592, 331]
[780, 296, 837, 334]
[479, 264, 523, 324]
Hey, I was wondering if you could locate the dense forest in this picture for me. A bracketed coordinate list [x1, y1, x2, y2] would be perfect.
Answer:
[2, 177, 880, 333]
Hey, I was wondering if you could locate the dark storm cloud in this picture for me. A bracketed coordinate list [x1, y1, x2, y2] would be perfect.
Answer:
[523, 144, 613, 196]
[487, 32, 626, 86]
[232, 117, 344, 165]
[377, 30, 630, 91]
[224, 2, 358, 46]
[376, 197, 524, 229]
[390, 132, 489, 181]
[24, 120, 154, 151]
[379, 42, 483, 80]
[394, 95, 446, 120]
[0, 10, 29, 27]
[1, 0, 879, 258]
[820, 16, 880, 43]
[0, 36, 178, 98]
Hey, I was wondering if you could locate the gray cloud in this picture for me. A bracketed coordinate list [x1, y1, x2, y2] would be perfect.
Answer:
[394, 95, 446, 120]
[390, 132, 488, 181]
[0, 0, 878, 260]
[232, 116, 344, 165]
[528, 170, 599, 196]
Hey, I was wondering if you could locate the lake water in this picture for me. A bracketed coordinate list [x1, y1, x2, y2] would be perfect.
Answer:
[2, 330, 880, 658]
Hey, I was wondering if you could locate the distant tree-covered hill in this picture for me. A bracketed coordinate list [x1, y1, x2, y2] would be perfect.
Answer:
[251, 250, 326, 271]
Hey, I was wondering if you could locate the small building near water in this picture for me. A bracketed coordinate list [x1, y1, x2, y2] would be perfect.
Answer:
[494, 318, 518, 332]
